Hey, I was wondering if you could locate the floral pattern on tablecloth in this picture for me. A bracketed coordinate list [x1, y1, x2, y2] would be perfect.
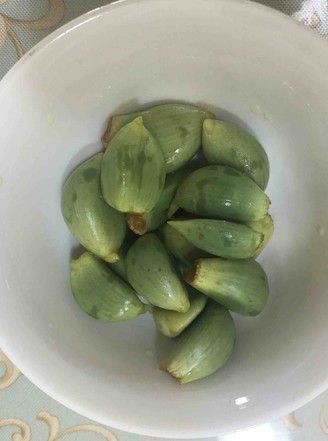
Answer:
[1, 1, 328, 440]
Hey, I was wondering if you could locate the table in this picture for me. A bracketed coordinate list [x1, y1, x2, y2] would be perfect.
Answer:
[1, 1, 327, 440]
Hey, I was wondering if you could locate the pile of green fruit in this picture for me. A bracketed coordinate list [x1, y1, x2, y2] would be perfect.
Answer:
[62, 103, 273, 384]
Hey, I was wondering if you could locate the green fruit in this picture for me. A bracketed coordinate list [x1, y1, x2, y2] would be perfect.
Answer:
[102, 103, 213, 173]
[101, 117, 166, 213]
[203, 119, 269, 189]
[168, 219, 263, 259]
[126, 233, 190, 312]
[108, 255, 127, 282]
[174, 165, 270, 222]
[61, 153, 125, 263]
[153, 289, 207, 337]
[162, 301, 235, 383]
[70, 252, 147, 321]
[108, 231, 137, 282]
[127, 169, 186, 235]
[246, 214, 274, 257]
[184, 258, 269, 316]
[160, 223, 207, 266]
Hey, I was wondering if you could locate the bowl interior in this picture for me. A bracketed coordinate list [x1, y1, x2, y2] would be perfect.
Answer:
[0, 0, 328, 438]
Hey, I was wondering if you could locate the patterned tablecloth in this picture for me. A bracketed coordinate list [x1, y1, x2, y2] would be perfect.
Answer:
[1, 1, 328, 440]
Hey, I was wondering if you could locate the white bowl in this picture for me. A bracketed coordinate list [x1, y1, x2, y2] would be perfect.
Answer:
[0, 0, 328, 438]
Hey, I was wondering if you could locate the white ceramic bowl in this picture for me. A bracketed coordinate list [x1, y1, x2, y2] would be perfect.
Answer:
[1, 0, 328, 438]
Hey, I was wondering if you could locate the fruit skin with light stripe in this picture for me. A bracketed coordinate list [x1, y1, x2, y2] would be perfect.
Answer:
[101, 117, 166, 213]
[70, 252, 147, 322]
[173, 164, 270, 222]
[153, 289, 207, 337]
[61, 153, 125, 263]
[102, 103, 213, 173]
[168, 218, 264, 259]
[126, 233, 190, 312]
[202, 119, 269, 189]
[127, 168, 186, 235]
[162, 301, 235, 383]
[246, 214, 274, 257]
[184, 258, 269, 316]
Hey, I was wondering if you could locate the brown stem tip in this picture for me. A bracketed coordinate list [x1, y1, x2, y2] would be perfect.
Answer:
[127, 213, 147, 235]
[183, 261, 199, 284]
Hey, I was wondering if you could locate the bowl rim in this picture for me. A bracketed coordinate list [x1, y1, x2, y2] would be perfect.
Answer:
[1, 0, 328, 438]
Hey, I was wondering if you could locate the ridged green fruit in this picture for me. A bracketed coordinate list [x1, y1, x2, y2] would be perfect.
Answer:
[102, 103, 213, 172]
[203, 119, 269, 189]
[162, 301, 235, 383]
[168, 219, 263, 259]
[70, 252, 147, 321]
[184, 258, 269, 316]
[101, 117, 166, 213]
[153, 289, 207, 337]
[174, 165, 270, 222]
[127, 169, 186, 235]
[61, 153, 125, 263]
[126, 233, 190, 312]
